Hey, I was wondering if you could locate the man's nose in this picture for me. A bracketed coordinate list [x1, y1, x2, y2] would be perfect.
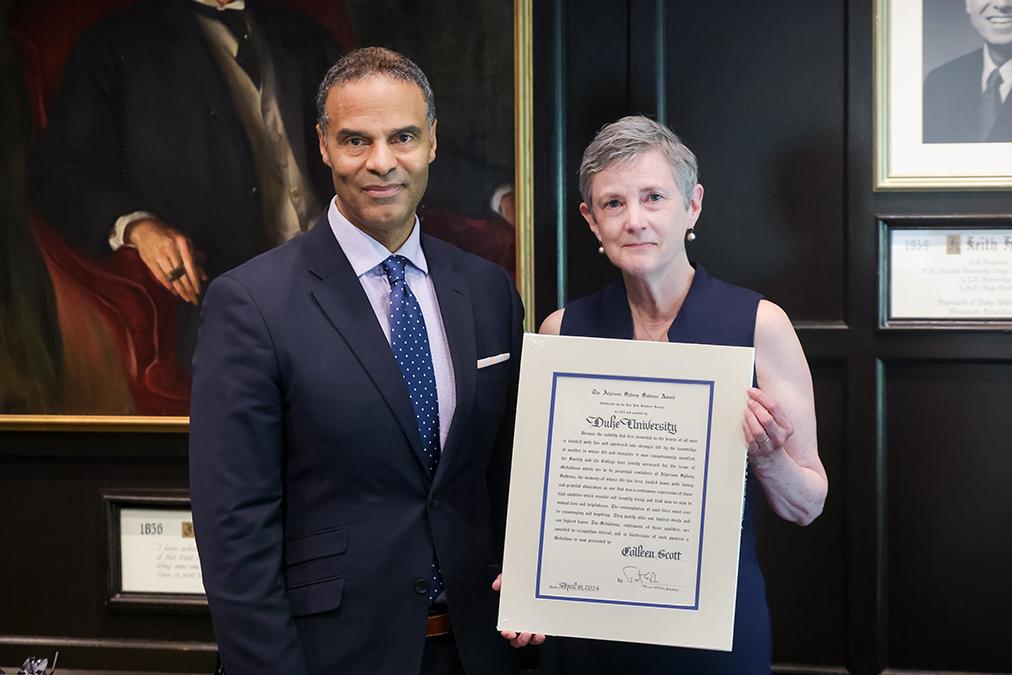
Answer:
[365, 141, 397, 175]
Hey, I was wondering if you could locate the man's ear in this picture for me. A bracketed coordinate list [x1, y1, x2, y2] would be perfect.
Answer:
[579, 202, 601, 242]
[316, 123, 332, 167]
[428, 120, 438, 164]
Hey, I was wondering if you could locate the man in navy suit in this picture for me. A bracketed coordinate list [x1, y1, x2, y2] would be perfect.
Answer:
[924, 0, 1012, 142]
[189, 47, 523, 674]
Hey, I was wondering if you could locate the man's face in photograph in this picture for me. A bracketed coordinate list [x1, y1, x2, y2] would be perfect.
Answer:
[966, 0, 1012, 48]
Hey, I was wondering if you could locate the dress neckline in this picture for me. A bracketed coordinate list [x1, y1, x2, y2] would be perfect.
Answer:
[607, 262, 709, 342]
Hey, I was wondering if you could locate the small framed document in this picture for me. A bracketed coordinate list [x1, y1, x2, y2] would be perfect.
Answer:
[104, 491, 207, 610]
[498, 334, 755, 650]
[880, 216, 1012, 329]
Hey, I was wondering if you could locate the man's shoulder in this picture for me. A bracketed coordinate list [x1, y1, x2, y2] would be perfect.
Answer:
[925, 48, 982, 88]
[218, 233, 310, 293]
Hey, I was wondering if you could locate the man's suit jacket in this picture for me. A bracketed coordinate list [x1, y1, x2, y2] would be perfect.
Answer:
[923, 47, 1012, 143]
[189, 216, 523, 674]
[29, 0, 338, 277]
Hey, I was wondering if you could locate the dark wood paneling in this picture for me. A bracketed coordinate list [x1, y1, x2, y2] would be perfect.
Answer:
[756, 361, 848, 667]
[557, 2, 630, 304]
[883, 361, 1012, 673]
[0, 439, 214, 670]
[661, 1, 847, 324]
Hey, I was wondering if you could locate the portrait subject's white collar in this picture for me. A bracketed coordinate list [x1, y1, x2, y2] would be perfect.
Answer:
[191, 0, 246, 11]
[982, 46, 1012, 102]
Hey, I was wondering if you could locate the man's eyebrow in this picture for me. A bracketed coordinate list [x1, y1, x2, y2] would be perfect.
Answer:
[335, 127, 369, 139]
[391, 125, 423, 137]
[335, 125, 424, 139]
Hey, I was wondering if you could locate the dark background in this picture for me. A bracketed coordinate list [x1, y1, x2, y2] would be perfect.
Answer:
[346, 0, 515, 218]
[2, 1, 1011, 673]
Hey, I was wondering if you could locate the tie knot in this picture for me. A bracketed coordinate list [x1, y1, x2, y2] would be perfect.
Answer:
[987, 68, 1004, 91]
[381, 255, 410, 284]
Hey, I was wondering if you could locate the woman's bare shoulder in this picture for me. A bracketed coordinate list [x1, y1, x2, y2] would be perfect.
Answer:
[539, 308, 565, 335]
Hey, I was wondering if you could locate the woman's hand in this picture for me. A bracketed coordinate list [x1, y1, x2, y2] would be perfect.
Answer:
[491, 574, 547, 648]
[743, 387, 794, 462]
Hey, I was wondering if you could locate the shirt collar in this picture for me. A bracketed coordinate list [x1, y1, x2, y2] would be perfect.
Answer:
[192, 0, 246, 11]
[982, 46, 1012, 91]
[327, 199, 428, 278]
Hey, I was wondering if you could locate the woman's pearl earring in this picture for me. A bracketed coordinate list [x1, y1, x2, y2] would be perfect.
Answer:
[686, 228, 696, 242]
[597, 243, 605, 254]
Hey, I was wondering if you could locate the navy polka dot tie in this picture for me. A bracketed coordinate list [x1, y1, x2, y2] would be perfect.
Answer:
[381, 255, 444, 602]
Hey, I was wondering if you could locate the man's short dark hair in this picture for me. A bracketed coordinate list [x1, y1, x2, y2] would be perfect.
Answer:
[316, 47, 436, 132]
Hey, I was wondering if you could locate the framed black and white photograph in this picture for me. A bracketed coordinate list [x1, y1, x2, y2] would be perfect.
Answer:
[875, 0, 1012, 189]
[879, 215, 1012, 329]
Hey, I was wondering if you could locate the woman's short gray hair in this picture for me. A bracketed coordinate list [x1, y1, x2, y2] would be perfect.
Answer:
[317, 47, 436, 133]
[578, 115, 698, 208]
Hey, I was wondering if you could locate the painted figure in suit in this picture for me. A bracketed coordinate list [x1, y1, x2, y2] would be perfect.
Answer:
[924, 0, 1012, 142]
[29, 0, 340, 364]
[188, 48, 525, 674]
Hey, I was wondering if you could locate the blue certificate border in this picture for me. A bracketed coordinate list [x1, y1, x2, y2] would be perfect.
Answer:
[535, 372, 715, 611]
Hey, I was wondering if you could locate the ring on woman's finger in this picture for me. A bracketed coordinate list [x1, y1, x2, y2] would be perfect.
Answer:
[756, 435, 770, 447]
[166, 265, 186, 282]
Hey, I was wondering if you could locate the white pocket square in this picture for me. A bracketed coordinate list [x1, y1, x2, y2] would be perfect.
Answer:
[477, 353, 510, 369]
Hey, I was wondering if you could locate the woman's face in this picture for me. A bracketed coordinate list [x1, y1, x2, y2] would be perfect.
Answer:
[580, 149, 703, 281]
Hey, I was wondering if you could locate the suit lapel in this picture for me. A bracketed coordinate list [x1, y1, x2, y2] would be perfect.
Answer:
[304, 220, 428, 472]
[424, 236, 476, 487]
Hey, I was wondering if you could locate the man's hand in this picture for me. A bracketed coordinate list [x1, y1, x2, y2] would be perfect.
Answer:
[491, 574, 547, 648]
[126, 218, 207, 304]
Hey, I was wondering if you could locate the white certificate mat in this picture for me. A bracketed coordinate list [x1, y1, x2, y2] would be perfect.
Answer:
[498, 334, 755, 650]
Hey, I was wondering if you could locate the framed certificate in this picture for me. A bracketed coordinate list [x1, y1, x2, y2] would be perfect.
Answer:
[103, 491, 207, 610]
[880, 216, 1012, 329]
[498, 334, 755, 650]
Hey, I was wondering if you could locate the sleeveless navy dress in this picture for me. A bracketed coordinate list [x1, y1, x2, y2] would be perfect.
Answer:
[544, 264, 772, 675]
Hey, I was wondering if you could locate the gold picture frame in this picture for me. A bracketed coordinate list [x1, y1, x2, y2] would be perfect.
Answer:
[1, 0, 534, 431]
[874, 0, 1012, 189]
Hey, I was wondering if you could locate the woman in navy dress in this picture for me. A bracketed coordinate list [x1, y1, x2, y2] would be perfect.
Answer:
[520, 116, 829, 674]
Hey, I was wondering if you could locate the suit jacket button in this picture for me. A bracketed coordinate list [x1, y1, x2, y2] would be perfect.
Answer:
[429, 498, 439, 509]
[415, 579, 428, 594]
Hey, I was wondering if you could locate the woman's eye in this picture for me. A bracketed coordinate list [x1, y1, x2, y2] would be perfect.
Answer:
[647, 193, 663, 202]
[604, 199, 621, 209]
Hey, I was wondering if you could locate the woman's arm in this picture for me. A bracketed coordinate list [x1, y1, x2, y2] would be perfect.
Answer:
[746, 300, 828, 526]
[539, 308, 565, 335]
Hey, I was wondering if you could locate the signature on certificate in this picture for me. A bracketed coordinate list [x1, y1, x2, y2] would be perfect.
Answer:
[622, 565, 658, 584]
